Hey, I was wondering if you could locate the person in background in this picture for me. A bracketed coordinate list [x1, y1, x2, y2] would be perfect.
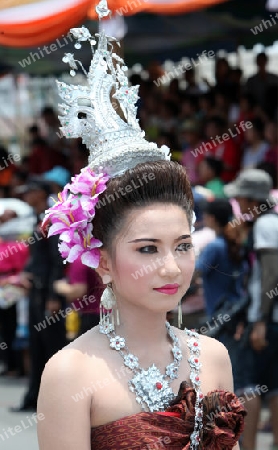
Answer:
[11, 179, 67, 412]
[230, 93, 257, 151]
[181, 119, 203, 185]
[197, 156, 226, 198]
[198, 91, 217, 122]
[225, 169, 278, 450]
[241, 117, 269, 170]
[190, 191, 216, 257]
[195, 199, 244, 318]
[179, 95, 199, 125]
[39, 106, 63, 149]
[203, 116, 240, 182]
[9, 169, 29, 199]
[184, 68, 206, 97]
[228, 67, 243, 106]
[165, 78, 181, 104]
[54, 256, 104, 336]
[0, 145, 16, 196]
[156, 99, 179, 133]
[0, 238, 29, 377]
[264, 121, 278, 167]
[245, 52, 278, 113]
[214, 88, 231, 121]
[214, 57, 232, 92]
[27, 126, 66, 175]
[70, 139, 90, 176]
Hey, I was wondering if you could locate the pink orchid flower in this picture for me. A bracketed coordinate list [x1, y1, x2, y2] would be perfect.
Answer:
[43, 168, 109, 268]
[59, 223, 102, 268]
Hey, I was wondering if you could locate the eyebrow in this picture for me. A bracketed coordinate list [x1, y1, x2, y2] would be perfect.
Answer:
[128, 235, 191, 243]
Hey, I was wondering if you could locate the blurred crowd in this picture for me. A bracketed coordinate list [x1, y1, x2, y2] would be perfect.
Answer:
[136, 51, 277, 190]
[0, 51, 277, 449]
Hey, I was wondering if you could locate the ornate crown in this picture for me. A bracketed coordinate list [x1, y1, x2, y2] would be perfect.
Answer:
[43, 1, 175, 270]
[57, 0, 170, 178]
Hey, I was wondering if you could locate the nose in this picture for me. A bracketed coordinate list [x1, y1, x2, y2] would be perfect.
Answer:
[159, 252, 181, 277]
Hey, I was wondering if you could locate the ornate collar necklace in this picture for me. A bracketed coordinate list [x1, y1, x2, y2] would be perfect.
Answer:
[101, 321, 182, 412]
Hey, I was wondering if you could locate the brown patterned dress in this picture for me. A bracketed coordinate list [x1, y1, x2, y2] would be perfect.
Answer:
[91, 382, 246, 449]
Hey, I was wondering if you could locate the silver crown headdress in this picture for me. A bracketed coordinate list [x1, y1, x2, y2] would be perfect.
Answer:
[57, 0, 170, 178]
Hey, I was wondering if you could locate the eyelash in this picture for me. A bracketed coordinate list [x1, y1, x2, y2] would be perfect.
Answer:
[137, 243, 194, 254]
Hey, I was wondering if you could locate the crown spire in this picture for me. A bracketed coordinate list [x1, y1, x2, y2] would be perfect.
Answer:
[95, 0, 111, 19]
[57, 0, 170, 177]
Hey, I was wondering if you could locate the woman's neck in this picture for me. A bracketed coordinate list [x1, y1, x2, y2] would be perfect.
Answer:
[114, 303, 169, 352]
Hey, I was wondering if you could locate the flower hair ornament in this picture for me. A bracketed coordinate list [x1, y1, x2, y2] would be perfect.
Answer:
[43, 169, 109, 269]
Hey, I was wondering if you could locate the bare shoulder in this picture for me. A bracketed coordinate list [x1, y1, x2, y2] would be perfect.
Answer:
[37, 329, 103, 450]
[42, 345, 87, 384]
[198, 334, 233, 391]
[41, 326, 104, 388]
[177, 327, 229, 363]
[198, 334, 230, 365]
[176, 328, 233, 391]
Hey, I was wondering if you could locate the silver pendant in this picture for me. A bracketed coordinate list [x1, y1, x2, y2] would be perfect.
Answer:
[129, 364, 175, 412]
[104, 322, 182, 413]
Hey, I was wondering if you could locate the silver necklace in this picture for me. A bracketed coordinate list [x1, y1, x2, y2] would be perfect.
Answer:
[103, 321, 182, 412]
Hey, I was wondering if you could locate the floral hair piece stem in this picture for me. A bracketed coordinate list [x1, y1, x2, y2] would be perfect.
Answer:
[43, 167, 109, 269]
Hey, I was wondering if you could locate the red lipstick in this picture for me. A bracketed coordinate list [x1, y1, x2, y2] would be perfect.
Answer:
[153, 284, 180, 295]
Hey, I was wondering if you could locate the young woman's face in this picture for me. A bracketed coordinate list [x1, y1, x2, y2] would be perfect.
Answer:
[103, 204, 195, 314]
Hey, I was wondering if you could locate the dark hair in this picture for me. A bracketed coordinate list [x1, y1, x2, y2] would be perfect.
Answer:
[41, 105, 56, 116]
[13, 170, 29, 183]
[205, 115, 227, 131]
[256, 161, 277, 189]
[93, 160, 194, 251]
[199, 91, 215, 107]
[77, 139, 90, 157]
[240, 93, 257, 108]
[203, 156, 223, 178]
[0, 145, 8, 160]
[181, 94, 199, 110]
[28, 124, 40, 134]
[162, 100, 180, 116]
[129, 74, 142, 86]
[249, 117, 265, 136]
[256, 52, 267, 63]
[32, 137, 48, 147]
[156, 131, 180, 150]
[204, 199, 232, 228]
[204, 199, 242, 264]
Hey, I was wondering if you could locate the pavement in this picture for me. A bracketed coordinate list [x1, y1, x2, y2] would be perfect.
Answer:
[0, 374, 273, 450]
[0, 376, 39, 450]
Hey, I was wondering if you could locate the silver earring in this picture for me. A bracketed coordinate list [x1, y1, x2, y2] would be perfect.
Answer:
[99, 280, 120, 333]
[178, 300, 183, 329]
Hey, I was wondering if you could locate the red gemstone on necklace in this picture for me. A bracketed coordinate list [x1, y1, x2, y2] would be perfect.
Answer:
[194, 358, 198, 363]
[156, 382, 163, 390]
[195, 376, 199, 381]
[193, 342, 198, 347]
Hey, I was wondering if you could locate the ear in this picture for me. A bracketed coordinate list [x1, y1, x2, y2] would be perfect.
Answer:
[95, 249, 112, 281]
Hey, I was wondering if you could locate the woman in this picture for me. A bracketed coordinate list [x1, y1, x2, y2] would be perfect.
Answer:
[37, 4, 245, 448]
[37, 162, 245, 450]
